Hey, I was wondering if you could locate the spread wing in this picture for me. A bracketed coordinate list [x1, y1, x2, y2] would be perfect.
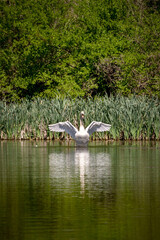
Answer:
[86, 121, 111, 136]
[48, 121, 78, 139]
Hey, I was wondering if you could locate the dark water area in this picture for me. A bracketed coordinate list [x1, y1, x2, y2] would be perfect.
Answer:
[0, 140, 160, 240]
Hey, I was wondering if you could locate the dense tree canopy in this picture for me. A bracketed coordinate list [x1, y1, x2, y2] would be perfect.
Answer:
[0, 0, 160, 101]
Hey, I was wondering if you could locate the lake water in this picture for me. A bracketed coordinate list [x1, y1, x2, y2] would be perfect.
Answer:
[0, 140, 160, 240]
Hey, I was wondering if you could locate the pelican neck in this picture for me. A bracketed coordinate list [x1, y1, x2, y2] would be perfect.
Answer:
[80, 118, 85, 131]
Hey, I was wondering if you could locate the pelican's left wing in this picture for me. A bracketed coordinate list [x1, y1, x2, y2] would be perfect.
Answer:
[86, 121, 111, 136]
[48, 121, 78, 139]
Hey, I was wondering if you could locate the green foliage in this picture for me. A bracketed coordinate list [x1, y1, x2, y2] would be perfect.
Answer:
[0, 0, 160, 101]
[0, 96, 159, 140]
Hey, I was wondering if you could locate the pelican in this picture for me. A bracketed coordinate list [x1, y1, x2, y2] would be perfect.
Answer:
[48, 111, 111, 146]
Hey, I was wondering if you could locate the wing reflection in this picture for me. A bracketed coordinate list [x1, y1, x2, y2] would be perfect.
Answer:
[49, 147, 111, 195]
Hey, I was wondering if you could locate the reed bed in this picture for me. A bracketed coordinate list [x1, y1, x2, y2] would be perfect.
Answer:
[0, 96, 160, 140]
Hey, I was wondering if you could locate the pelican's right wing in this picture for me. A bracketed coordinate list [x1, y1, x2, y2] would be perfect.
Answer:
[86, 121, 111, 136]
[48, 121, 78, 139]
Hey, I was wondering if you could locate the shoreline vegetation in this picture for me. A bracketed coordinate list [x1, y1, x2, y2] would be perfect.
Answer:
[0, 96, 160, 141]
[1, 0, 160, 101]
[1, 1, 160, 141]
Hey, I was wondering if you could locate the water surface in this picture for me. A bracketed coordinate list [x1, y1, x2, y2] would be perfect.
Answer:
[0, 141, 160, 240]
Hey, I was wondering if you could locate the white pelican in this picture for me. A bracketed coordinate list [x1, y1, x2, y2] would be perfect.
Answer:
[49, 111, 111, 146]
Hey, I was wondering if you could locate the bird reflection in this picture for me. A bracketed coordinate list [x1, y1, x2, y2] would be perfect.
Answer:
[75, 148, 90, 194]
[49, 147, 111, 195]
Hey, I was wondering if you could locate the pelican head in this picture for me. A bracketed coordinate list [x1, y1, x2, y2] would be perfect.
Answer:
[80, 111, 85, 120]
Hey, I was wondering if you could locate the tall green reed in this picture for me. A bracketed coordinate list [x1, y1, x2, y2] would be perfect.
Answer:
[0, 96, 159, 140]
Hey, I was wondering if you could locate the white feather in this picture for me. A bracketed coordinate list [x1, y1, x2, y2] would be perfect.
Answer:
[49, 121, 78, 139]
[86, 121, 111, 136]
[49, 112, 111, 146]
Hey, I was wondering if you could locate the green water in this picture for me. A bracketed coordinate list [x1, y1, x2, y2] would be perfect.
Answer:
[0, 141, 160, 240]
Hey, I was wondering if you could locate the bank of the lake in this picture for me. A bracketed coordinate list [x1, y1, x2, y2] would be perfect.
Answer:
[0, 95, 160, 140]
